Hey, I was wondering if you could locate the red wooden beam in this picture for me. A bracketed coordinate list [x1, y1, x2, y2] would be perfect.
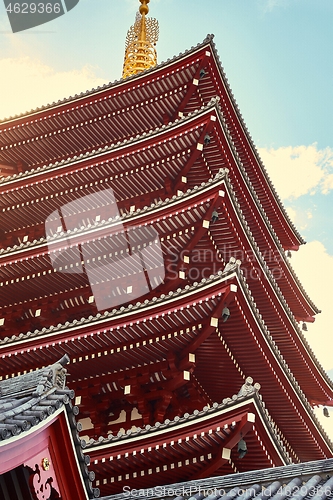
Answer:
[174, 115, 217, 192]
[163, 189, 225, 292]
[181, 283, 237, 357]
[172, 51, 212, 120]
[194, 412, 255, 479]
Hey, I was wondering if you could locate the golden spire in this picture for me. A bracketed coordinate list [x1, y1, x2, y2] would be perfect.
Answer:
[122, 0, 159, 79]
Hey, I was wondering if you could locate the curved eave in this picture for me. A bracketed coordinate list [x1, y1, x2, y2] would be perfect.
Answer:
[0, 268, 238, 372]
[209, 107, 319, 320]
[229, 273, 333, 460]
[206, 40, 304, 249]
[0, 101, 318, 325]
[0, 164, 225, 271]
[215, 179, 333, 404]
[85, 395, 289, 495]
[0, 108, 205, 190]
[1, 266, 332, 461]
[105, 459, 333, 500]
[0, 36, 214, 127]
[0, 38, 214, 169]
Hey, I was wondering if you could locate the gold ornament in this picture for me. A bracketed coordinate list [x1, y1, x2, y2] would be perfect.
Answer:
[122, 0, 159, 79]
[41, 458, 50, 471]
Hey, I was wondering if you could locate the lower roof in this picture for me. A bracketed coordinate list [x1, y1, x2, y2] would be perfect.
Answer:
[100, 458, 333, 500]
[0, 355, 99, 498]
[84, 378, 291, 496]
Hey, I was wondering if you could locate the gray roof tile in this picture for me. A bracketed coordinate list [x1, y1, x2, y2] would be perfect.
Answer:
[0, 354, 100, 498]
[99, 459, 333, 500]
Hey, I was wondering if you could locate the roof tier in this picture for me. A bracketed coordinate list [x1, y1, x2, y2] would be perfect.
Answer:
[99, 458, 333, 500]
[0, 37, 301, 253]
[0, 266, 332, 464]
[0, 103, 317, 329]
[85, 382, 290, 496]
[0, 107, 330, 409]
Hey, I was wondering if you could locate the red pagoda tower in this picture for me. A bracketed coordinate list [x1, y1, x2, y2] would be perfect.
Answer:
[0, 1, 333, 498]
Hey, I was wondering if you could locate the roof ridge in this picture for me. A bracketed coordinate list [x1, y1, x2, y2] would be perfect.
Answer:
[0, 95, 220, 186]
[0, 265, 237, 347]
[208, 37, 305, 247]
[85, 377, 289, 465]
[0, 35, 214, 125]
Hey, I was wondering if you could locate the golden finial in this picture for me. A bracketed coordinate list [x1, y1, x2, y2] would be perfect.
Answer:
[122, 0, 159, 79]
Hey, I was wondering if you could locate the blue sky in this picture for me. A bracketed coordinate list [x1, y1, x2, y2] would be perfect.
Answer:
[0, 0, 333, 430]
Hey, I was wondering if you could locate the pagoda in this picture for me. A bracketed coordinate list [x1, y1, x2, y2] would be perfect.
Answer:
[1, 0, 333, 498]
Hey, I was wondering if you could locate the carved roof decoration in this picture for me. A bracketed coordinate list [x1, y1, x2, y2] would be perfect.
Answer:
[0, 354, 99, 498]
[0, 354, 69, 438]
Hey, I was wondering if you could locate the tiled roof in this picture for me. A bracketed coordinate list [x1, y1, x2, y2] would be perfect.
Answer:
[0, 354, 100, 498]
[99, 458, 333, 500]
[86, 377, 291, 465]
[0, 96, 220, 187]
[0, 36, 215, 124]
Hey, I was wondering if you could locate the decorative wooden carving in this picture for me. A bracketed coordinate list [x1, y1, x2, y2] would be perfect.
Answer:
[25, 449, 61, 500]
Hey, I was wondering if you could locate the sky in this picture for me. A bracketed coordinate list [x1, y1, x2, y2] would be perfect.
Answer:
[0, 0, 332, 433]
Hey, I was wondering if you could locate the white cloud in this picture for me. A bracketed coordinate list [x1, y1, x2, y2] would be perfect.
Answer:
[0, 57, 107, 120]
[285, 206, 315, 233]
[258, 144, 333, 200]
[289, 240, 333, 438]
[291, 240, 333, 372]
[285, 206, 297, 224]
[322, 173, 333, 194]
[259, 0, 289, 14]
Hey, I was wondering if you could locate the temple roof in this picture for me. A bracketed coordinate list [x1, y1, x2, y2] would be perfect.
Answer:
[0, 100, 318, 324]
[0, 36, 213, 125]
[0, 354, 99, 498]
[100, 458, 333, 500]
[85, 378, 291, 495]
[0, 35, 303, 252]
[86, 380, 267, 451]
[0, 162, 330, 408]
[0, 241, 332, 456]
[0, 354, 71, 439]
